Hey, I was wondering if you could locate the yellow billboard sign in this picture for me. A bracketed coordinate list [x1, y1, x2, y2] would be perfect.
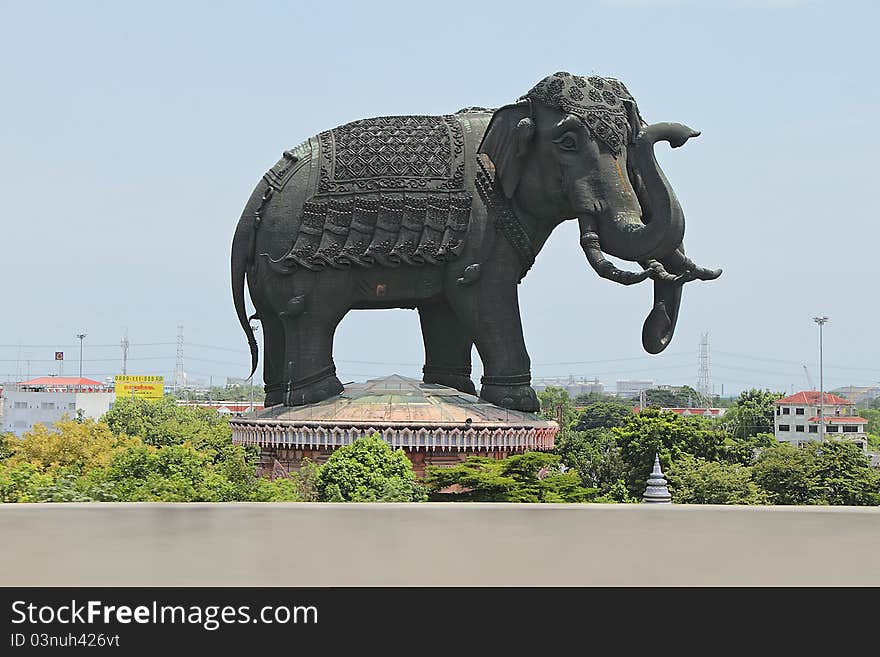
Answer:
[114, 375, 164, 399]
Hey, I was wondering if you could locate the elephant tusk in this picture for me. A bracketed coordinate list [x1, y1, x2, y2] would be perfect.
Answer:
[581, 228, 652, 286]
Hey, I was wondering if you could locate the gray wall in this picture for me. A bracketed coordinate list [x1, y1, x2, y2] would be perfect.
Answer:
[1, 503, 879, 586]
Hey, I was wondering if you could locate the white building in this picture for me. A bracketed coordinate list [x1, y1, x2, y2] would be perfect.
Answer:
[2, 376, 115, 436]
[616, 379, 654, 398]
[533, 377, 604, 398]
[774, 390, 868, 451]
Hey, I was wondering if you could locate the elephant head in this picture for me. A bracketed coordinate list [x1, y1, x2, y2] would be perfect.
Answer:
[479, 72, 716, 353]
[479, 72, 685, 265]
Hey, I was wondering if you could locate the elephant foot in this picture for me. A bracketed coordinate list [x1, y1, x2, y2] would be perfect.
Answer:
[264, 382, 286, 408]
[423, 368, 477, 396]
[286, 366, 344, 406]
[480, 377, 539, 413]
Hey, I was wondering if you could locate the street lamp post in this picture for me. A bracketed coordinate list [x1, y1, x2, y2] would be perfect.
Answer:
[812, 316, 828, 442]
[75, 333, 86, 379]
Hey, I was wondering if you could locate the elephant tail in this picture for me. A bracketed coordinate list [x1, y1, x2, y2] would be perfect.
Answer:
[231, 211, 259, 379]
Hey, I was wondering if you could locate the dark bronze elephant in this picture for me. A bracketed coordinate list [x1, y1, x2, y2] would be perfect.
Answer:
[231, 72, 720, 412]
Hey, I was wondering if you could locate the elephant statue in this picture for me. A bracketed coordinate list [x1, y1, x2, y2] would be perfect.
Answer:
[231, 71, 721, 412]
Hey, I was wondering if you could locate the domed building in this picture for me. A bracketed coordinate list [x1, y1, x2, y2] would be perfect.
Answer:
[230, 375, 558, 478]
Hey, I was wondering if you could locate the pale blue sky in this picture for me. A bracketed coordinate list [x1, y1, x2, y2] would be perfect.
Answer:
[1, 0, 876, 396]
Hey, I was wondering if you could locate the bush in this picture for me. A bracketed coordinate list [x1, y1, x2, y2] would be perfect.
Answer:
[666, 455, 767, 505]
[316, 434, 423, 502]
[426, 452, 598, 503]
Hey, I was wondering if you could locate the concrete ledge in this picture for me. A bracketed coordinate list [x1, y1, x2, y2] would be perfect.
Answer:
[1, 503, 878, 586]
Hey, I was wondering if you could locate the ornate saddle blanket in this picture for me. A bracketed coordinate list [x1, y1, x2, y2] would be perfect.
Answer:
[317, 115, 466, 195]
[264, 115, 473, 273]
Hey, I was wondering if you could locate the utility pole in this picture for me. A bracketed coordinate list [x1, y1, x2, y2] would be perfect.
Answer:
[813, 316, 829, 443]
[76, 333, 86, 378]
[120, 330, 130, 375]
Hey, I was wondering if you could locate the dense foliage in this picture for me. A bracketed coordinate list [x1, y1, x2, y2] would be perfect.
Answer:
[425, 452, 598, 502]
[537, 387, 579, 429]
[722, 389, 782, 439]
[315, 434, 425, 502]
[3, 389, 877, 506]
[0, 409, 299, 503]
[573, 400, 634, 431]
[549, 390, 879, 506]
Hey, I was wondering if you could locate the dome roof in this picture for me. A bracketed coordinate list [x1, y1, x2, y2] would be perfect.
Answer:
[248, 375, 553, 428]
[230, 376, 557, 453]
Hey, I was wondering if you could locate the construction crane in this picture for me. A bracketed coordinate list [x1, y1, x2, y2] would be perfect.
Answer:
[802, 365, 815, 391]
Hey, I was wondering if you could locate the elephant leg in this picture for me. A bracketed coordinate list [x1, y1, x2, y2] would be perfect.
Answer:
[418, 300, 476, 395]
[278, 295, 345, 406]
[459, 283, 538, 413]
[260, 311, 287, 407]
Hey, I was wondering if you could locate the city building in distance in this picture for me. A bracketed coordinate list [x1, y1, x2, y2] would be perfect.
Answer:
[532, 377, 604, 398]
[2, 376, 115, 436]
[616, 379, 655, 398]
[829, 385, 880, 406]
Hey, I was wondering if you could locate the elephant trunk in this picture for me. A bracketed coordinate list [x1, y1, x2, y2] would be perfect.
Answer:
[642, 251, 686, 354]
[594, 122, 696, 262]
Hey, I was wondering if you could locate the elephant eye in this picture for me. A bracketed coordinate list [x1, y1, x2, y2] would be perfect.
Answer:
[554, 132, 578, 151]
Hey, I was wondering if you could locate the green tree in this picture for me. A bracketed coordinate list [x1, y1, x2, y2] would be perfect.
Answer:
[553, 428, 627, 498]
[752, 441, 880, 506]
[86, 443, 225, 502]
[640, 385, 701, 408]
[752, 443, 817, 505]
[666, 454, 767, 505]
[425, 452, 598, 502]
[573, 391, 622, 405]
[293, 458, 320, 502]
[723, 389, 783, 439]
[723, 432, 778, 467]
[251, 476, 301, 502]
[613, 409, 728, 497]
[102, 396, 234, 457]
[537, 387, 579, 429]
[574, 400, 633, 431]
[809, 441, 880, 506]
[0, 462, 55, 502]
[856, 408, 879, 435]
[316, 434, 423, 502]
[0, 433, 15, 461]
[9, 418, 133, 475]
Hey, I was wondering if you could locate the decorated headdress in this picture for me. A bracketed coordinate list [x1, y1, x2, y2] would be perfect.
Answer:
[520, 72, 643, 155]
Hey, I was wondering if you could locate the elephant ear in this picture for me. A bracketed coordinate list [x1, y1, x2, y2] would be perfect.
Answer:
[478, 100, 534, 199]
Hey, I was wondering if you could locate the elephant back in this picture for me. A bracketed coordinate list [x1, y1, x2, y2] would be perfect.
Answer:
[257, 112, 491, 273]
